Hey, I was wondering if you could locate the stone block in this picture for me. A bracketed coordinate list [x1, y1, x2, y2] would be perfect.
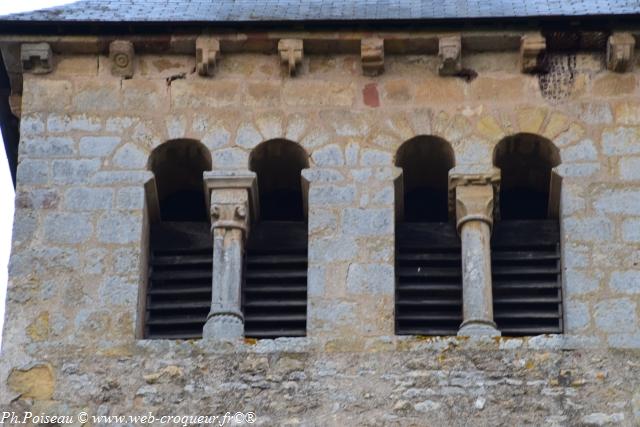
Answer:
[44, 213, 93, 244]
[236, 123, 263, 149]
[619, 158, 640, 180]
[622, 219, 640, 242]
[16, 159, 49, 185]
[415, 78, 464, 104]
[22, 78, 72, 113]
[608, 333, 640, 349]
[382, 79, 412, 103]
[360, 149, 391, 167]
[109, 40, 135, 78]
[308, 208, 338, 234]
[309, 185, 355, 206]
[72, 80, 121, 112]
[97, 212, 141, 244]
[52, 159, 101, 184]
[561, 139, 598, 162]
[592, 74, 636, 97]
[307, 265, 325, 296]
[594, 190, 640, 215]
[99, 276, 137, 306]
[301, 169, 344, 183]
[610, 271, 640, 294]
[79, 136, 121, 157]
[565, 300, 590, 331]
[322, 111, 370, 137]
[112, 143, 148, 169]
[116, 187, 145, 210]
[212, 148, 248, 169]
[594, 299, 637, 333]
[346, 263, 394, 294]
[123, 79, 167, 112]
[20, 137, 75, 158]
[342, 208, 393, 236]
[283, 81, 355, 107]
[311, 144, 344, 167]
[64, 187, 113, 211]
[564, 269, 600, 296]
[171, 80, 240, 109]
[309, 237, 357, 262]
[602, 126, 640, 155]
[20, 114, 45, 135]
[564, 218, 613, 242]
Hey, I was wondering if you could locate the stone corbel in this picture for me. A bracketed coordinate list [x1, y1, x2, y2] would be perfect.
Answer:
[278, 39, 304, 76]
[607, 33, 635, 73]
[361, 38, 385, 76]
[20, 43, 53, 74]
[520, 33, 547, 74]
[438, 35, 462, 76]
[449, 167, 501, 337]
[196, 35, 220, 77]
[202, 171, 258, 340]
[109, 40, 135, 78]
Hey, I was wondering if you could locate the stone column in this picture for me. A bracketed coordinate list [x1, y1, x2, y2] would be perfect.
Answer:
[449, 168, 501, 337]
[202, 171, 258, 340]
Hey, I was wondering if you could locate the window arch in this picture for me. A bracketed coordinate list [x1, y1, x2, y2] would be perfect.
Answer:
[244, 139, 309, 338]
[492, 133, 563, 336]
[144, 139, 212, 339]
[394, 136, 461, 336]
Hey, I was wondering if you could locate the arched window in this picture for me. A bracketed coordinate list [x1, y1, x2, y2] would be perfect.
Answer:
[395, 136, 461, 336]
[245, 139, 309, 338]
[492, 134, 563, 335]
[144, 139, 212, 339]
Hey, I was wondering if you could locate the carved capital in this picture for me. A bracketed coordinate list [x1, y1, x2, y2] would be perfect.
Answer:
[109, 40, 135, 78]
[607, 33, 635, 73]
[210, 202, 249, 233]
[21, 43, 53, 74]
[278, 39, 303, 76]
[196, 36, 220, 77]
[438, 35, 462, 76]
[361, 38, 384, 76]
[449, 169, 500, 232]
[204, 170, 259, 224]
[520, 33, 547, 74]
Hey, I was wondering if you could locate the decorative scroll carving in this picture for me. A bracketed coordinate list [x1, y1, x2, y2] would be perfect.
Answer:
[210, 202, 249, 234]
[109, 40, 135, 78]
[607, 33, 635, 73]
[196, 36, 220, 77]
[20, 43, 53, 74]
[520, 33, 547, 74]
[278, 39, 304, 76]
[438, 35, 462, 76]
[361, 38, 385, 76]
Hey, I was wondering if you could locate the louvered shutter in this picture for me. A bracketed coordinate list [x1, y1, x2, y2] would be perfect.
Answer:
[145, 222, 212, 339]
[396, 222, 463, 335]
[243, 221, 308, 338]
[491, 219, 563, 335]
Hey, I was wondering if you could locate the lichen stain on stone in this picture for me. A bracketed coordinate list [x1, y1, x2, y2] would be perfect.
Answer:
[7, 364, 55, 400]
[26, 312, 50, 341]
[244, 337, 258, 345]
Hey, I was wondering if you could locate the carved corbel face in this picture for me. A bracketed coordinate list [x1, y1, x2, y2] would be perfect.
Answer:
[210, 202, 250, 234]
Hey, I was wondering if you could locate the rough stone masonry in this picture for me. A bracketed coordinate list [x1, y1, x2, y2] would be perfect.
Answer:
[0, 26, 639, 426]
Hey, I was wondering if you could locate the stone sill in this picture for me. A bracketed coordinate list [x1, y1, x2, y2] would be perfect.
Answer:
[125, 334, 629, 355]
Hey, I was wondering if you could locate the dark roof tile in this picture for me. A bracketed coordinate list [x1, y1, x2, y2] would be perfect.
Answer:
[1, 0, 639, 23]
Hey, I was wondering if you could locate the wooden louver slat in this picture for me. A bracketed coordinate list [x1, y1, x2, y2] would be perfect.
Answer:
[491, 219, 563, 336]
[243, 221, 308, 339]
[396, 222, 463, 336]
[145, 222, 212, 340]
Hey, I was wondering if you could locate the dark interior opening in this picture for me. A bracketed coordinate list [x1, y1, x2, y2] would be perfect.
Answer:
[249, 139, 309, 221]
[396, 136, 455, 222]
[149, 139, 212, 222]
[493, 133, 561, 220]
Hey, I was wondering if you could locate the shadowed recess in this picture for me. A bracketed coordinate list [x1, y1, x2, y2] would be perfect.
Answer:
[249, 139, 309, 221]
[149, 139, 212, 222]
[396, 136, 455, 222]
[493, 133, 560, 220]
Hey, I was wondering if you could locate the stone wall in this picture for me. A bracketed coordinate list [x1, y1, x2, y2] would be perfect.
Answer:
[2, 48, 640, 424]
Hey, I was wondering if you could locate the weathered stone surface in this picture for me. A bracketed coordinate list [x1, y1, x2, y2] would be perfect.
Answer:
[311, 144, 344, 167]
[564, 218, 614, 242]
[44, 213, 93, 244]
[64, 187, 113, 211]
[112, 143, 148, 169]
[52, 159, 101, 184]
[79, 136, 121, 157]
[346, 263, 394, 294]
[7, 365, 54, 400]
[342, 208, 393, 236]
[97, 212, 141, 244]
[20, 137, 75, 158]
[594, 299, 638, 333]
[610, 271, 640, 294]
[309, 185, 355, 205]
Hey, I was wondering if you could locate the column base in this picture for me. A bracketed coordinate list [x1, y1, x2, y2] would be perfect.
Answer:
[202, 313, 244, 340]
[457, 320, 501, 337]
